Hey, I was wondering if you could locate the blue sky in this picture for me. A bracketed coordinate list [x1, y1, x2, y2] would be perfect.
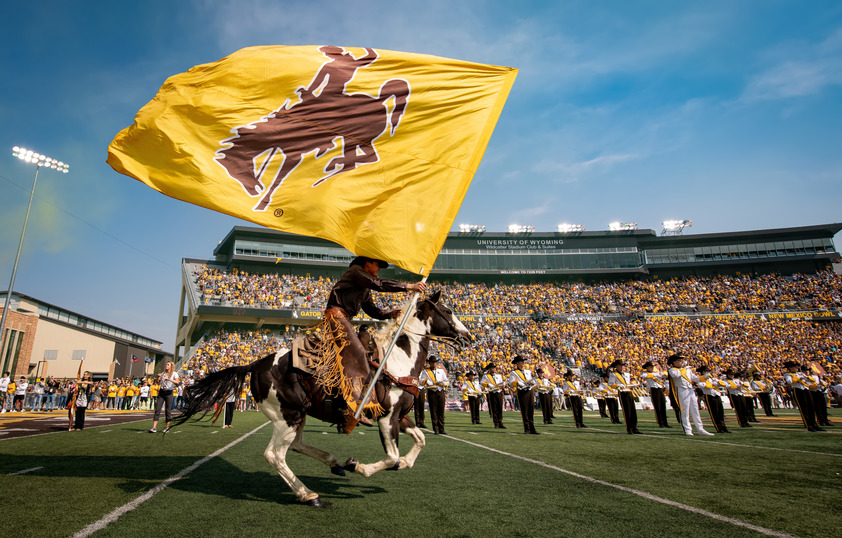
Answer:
[1, 1, 841, 352]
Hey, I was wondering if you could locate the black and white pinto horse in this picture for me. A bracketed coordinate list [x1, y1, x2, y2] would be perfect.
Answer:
[176, 291, 470, 506]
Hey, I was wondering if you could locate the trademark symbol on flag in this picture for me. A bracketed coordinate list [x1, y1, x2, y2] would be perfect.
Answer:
[273, 209, 284, 218]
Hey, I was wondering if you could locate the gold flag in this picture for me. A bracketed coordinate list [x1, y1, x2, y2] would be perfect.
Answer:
[107, 45, 517, 275]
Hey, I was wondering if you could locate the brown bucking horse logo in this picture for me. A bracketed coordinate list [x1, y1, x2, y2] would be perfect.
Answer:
[214, 46, 411, 211]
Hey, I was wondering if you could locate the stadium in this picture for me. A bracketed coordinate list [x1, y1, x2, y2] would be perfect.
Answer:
[3, 221, 842, 537]
[174, 221, 842, 365]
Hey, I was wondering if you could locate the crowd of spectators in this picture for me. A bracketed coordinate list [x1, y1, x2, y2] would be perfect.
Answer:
[183, 265, 842, 405]
[194, 264, 842, 315]
[7, 268, 839, 413]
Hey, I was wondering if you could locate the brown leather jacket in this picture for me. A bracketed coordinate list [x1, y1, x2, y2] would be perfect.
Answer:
[325, 265, 407, 319]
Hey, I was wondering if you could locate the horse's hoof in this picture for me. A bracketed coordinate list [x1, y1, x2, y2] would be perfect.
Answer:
[303, 497, 324, 508]
[330, 465, 346, 477]
[343, 458, 358, 472]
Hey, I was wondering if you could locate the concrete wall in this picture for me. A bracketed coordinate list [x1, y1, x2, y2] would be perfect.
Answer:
[31, 318, 116, 379]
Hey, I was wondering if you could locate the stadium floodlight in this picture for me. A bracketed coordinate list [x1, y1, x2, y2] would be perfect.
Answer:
[557, 223, 585, 233]
[1, 147, 70, 354]
[608, 222, 638, 231]
[458, 224, 486, 233]
[661, 219, 693, 236]
[507, 224, 535, 234]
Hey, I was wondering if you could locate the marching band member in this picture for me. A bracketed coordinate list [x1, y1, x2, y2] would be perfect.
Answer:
[803, 365, 832, 427]
[462, 371, 484, 425]
[414, 384, 427, 429]
[784, 361, 824, 432]
[667, 354, 714, 436]
[419, 356, 449, 435]
[783, 361, 823, 431]
[598, 373, 621, 424]
[738, 371, 758, 423]
[608, 360, 641, 434]
[739, 370, 760, 422]
[666, 374, 682, 425]
[534, 367, 555, 424]
[592, 379, 608, 418]
[481, 363, 506, 429]
[562, 370, 586, 428]
[723, 368, 751, 428]
[750, 371, 776, 417]
[508, 355, 538, 434]
[641, 361, 670, 428]
[696, 365, 730, 433]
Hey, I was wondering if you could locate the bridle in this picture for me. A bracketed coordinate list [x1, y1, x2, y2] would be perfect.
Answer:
[403, 298, 467, 351]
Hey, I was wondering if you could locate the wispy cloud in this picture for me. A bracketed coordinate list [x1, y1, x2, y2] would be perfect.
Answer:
[533, 153, 638, 183]
[742, 29, 842, 101]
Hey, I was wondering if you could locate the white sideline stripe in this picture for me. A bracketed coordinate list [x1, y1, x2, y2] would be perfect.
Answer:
[72, 421, 270, 538]
[448, 435, 794, 538]
[7, 466, 43, 475]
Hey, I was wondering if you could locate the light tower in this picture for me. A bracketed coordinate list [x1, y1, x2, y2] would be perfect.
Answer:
[0, 147, 70, 359]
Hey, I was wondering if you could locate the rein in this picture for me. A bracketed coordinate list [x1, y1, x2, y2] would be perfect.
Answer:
[397, 299, 465, 351]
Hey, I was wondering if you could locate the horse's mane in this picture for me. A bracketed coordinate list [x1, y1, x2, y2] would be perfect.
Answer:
[371, 298, 415, 348]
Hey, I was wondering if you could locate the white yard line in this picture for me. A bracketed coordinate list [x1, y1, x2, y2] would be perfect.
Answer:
[7, 466, 43, 475]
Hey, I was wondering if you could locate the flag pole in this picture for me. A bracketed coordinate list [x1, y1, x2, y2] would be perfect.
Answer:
[354, 276, 427, 420]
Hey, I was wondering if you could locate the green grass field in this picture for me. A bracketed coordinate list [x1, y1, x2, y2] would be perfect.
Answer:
[1, 408, 839, 537]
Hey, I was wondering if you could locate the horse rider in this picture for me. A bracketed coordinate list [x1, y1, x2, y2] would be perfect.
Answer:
[324, 256, 427, 429]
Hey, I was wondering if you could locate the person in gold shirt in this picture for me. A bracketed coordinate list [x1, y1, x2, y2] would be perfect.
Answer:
[125, 384, 136, 410]
[106, 382, 118, 410]
[116, 383, 127, 410]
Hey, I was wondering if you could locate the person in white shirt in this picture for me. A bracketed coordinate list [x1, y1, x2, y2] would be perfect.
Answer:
[608, 360, 641, 435]
[508, 355, 538, 434]
[462, 371, 483, 425]
[419, 356, 449, 435]
[14, 376, 28, 412]
[0, 372, 9, 413]
[150, 361, 181, 433]
[534, 367, 555, 425]
[723, 369, 751, 428]
[598, 373, 621, 424]
[640, 361, 670, 428]
[481, 363, 506, 429]
[783, 361, 822, 432]
[667, 354, 714, 437]
[561, 370, 586, 428]
[696, 365, 730, 433]
[750, 372, 776, 417]
[830, 377, 842, 408]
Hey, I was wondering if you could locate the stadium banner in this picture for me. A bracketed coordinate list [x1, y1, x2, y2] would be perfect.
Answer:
[197, 303, 842, 323]
[107, 45, 517, 276]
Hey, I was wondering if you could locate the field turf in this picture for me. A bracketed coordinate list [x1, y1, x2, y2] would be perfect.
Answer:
[0, 408, 839, 537]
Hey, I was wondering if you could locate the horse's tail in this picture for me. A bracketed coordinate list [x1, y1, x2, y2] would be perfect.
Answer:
[173, 363, 254, 426]
[380, 79, 410, 136]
